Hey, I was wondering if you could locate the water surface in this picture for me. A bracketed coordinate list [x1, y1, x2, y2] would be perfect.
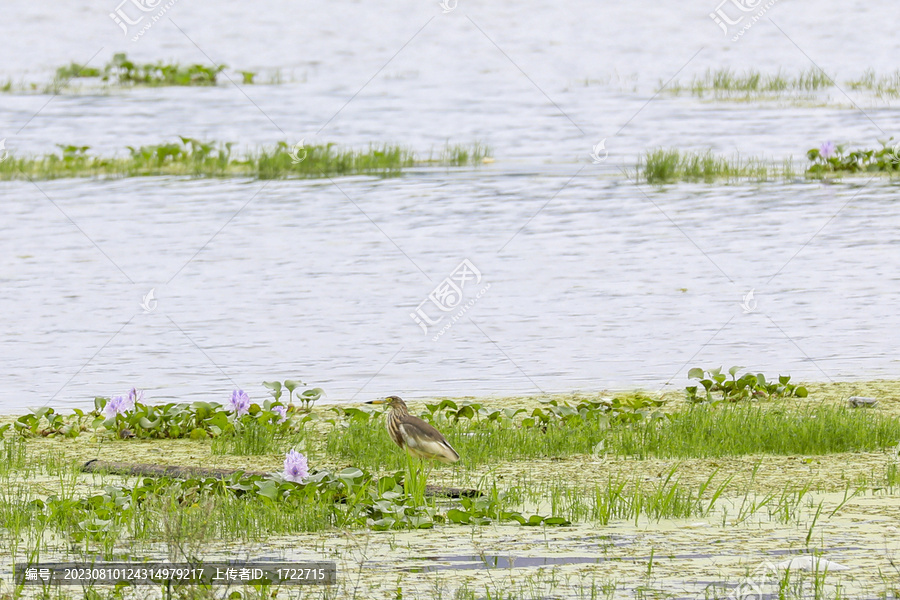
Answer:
[1, 1, 899, 412]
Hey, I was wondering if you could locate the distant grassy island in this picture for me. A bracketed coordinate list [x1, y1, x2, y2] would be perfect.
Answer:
[0, 138, 492, 181]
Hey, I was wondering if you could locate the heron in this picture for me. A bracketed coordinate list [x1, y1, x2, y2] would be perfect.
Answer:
[368, 396, 460, 464]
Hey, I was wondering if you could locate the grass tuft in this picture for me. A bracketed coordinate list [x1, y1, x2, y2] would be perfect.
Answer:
[667, 67, 833, 98]
[637, 148, 795, 184]
[0, 138, 490, 181]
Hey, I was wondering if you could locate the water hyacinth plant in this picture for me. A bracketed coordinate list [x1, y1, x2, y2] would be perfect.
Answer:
[283, 450, 309, 483]
[53, 53, 225, 88]
[229, 389, 251, 416]
[103, 395, 128, 419]
[685, 366, 808, 403]
[263, 379, 325, 411]
[806, 139, 900, 176]
[100, 387, 142, 419]
[10, 381, 319, 441]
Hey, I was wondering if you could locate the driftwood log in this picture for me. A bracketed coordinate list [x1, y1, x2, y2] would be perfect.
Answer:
[81, 460, 480, 498]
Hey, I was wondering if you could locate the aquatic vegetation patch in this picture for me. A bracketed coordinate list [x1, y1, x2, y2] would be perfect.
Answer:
[679, 67, 830, 95]
[637, 148, 796, 184]
[686, 366, 808, 403]
[806, 139, 900, 176]
[327, 393, 666, 471]
[847, 69, 900, 99]
[56, 52, 224, 87]
[262, 379, 323, 411]
[612, 403, 900, 459]
[664, 67, 874, 99]
[432, 142, 492, 166]
[26, 463, 567, 538]
[12, 385, 320, 444]
[3, 385, 900, 598]
[638, 142, 900, 183]
[328, 392, 900, 467]
[0, 138, 491, 181]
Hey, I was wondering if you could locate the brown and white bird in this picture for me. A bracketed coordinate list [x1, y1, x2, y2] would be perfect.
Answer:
[368, 396, 460, 464]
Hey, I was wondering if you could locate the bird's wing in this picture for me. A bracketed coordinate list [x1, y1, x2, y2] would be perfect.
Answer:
[398, 418, 460, 463]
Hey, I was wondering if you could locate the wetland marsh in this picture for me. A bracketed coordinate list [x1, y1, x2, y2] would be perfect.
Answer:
[2, 380, 900, 598]
[2, 1, 900, 598]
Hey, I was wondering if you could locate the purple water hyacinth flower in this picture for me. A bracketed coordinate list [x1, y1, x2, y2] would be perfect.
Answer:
[104, 396, 126, 418]
[272, 405, 287, 424]
[820, 141, 836, 159]
[283, 450, 309, 483]
[124, 387, 143, 411]
[229, 389, 251, 416]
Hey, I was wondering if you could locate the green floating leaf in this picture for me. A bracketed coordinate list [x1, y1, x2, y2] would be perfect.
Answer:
[502, 512, 526, 525]
[138, 417, 159, 429]
[263, 381, 282, 400]
[457, 405, 475, 420]
[302, 388, 325, 400]
[338, 467, 364, 481]
[446, 509, 470, 524]
[370, 517, 396, 530]
[687, 367, 706, 379]
[284, 380, 303, 393]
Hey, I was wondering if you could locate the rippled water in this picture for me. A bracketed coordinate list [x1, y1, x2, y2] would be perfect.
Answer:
[1, 1, 899, 412]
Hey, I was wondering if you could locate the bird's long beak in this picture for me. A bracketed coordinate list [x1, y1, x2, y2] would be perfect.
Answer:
[367, 398, 387, 405]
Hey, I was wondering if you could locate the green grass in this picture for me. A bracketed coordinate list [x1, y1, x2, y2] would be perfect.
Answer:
[431, 142, 492, 166]
[610, 403, 900, 459]
[327, 402, 900, 471]
[0, 138, 491, 181]
[210, 420, 306, 456]
[512, 465, 732, 525]
[0, 436, 27, 475]
[666, 67, 833, 98]
[663, 67, 900, 106]
[637, 148, 796, 184]
[847, 69, 900, 99]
